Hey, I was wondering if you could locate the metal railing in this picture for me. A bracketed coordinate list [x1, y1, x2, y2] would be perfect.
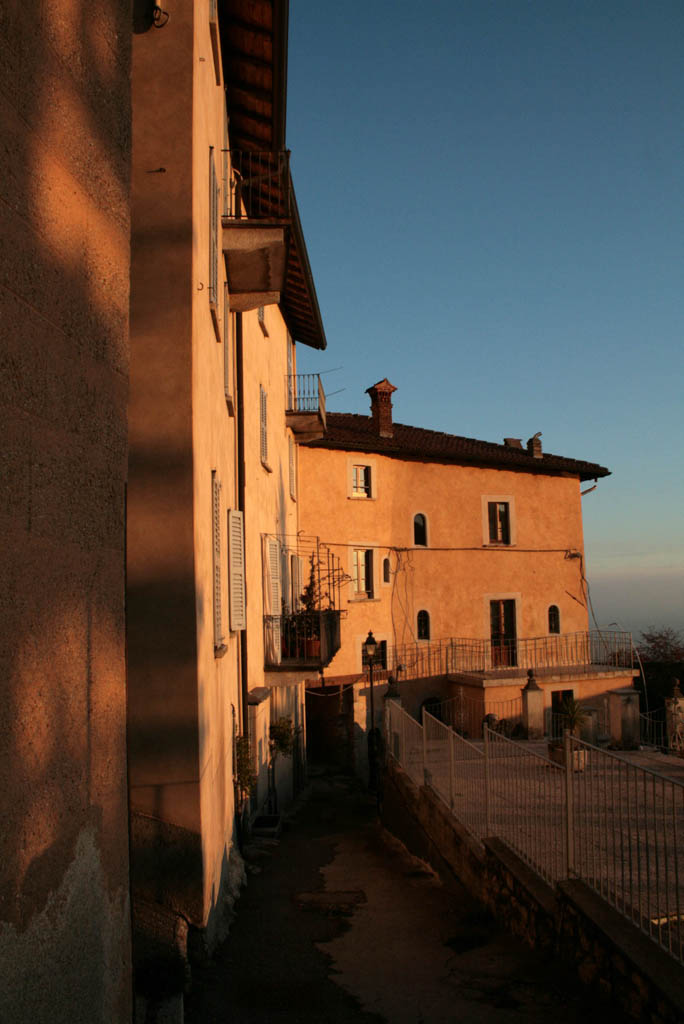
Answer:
[386, 700, 684, 964]
[388, 630, 633, 678]
[264, 609, 341, 668]
[285, 374, 326, 426]
[640, 709, 667, 749]
[222, 150, 291, 220]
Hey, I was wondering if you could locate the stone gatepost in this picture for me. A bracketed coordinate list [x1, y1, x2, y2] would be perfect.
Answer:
[522, 670, 544, 739]
[608, 688, 640, 749]
[665, 678, 684, 751]
[580, 707, 598, 745]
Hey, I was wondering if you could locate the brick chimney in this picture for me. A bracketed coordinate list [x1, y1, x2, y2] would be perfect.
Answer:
[526, 432, 543, 458]
[366, 378, 397, 438]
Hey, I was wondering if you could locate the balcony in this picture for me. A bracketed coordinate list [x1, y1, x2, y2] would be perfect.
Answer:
[285, 373, 326, 441]
[387, 631, 635, 681]
[222, 150, 291, 311]
[263, 534, 346, 670]
[264, 610, 342, 670]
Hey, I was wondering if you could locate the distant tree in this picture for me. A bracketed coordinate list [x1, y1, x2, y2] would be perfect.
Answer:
[638, 627, 684, 663]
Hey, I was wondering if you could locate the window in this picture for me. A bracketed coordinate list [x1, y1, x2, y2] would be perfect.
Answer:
[413, 513, 427, 546]
[260, 386, 269, 468]
[209, 149, 219, 315]
[417, 610, 430, 640]
[352, 548, 374, 598]
[352, 464, 372, 498]
[382, 557, 391, 584]
[548, 605, 560, 635]
[362, 639, 387, 670]
[212, 472, 225, 651]
[288, 435, 296, 500]
[228, 509, 245, 631]
[488, 501, 511, 545]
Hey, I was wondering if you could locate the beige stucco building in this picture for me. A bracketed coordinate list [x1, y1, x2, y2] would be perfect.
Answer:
[298, 380, 637, 771]
[127, 0, 333, 986]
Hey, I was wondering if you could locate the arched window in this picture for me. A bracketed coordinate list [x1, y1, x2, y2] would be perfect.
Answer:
[417, 609, 430, 640]
[548, 605, 560, 634]
[382, 557, 391, 584]
[414, 513, 427, 546]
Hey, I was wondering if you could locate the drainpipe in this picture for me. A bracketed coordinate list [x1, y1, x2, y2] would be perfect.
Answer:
[236, 311, 249, 737]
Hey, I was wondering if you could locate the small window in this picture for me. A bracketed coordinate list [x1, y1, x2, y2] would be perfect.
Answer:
[288, 435, 296, 500]
[488, 501, 511, 544]
[548, 605, 560, 634]
[362, 639, 387, 670]
[382, 557, 391, 584]
[211, 472, 224, 650]
[352, 549, 374, 598]
[414, 513, 427, 546]
[417, 610, 430, 640]
[352, 464, 372, 498]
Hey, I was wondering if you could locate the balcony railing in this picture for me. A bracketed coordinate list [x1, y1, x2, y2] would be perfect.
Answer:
[222, 150, 291, 221]
[282, 370, 325, 430]
[387, 630, 634, 680]
[264, 610, 341, 669]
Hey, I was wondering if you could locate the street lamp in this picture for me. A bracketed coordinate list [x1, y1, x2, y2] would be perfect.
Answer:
[363, 630, 379, 788]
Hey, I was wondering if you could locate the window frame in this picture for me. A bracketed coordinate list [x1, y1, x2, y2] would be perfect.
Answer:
[382, 556, 391, 586]
[259, 386, 271, 471]
[347, 458, 376, 500]
[413, 512, 428, 547]
[351, 547, 375, 599]
[417, 609, 431, 641]
[481, 495, 516, 546]
[548, 604, 561, 635]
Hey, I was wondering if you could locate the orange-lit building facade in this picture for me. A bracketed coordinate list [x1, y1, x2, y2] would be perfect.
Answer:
[298, 381, 636, 770]
[126, 0, 331, 988]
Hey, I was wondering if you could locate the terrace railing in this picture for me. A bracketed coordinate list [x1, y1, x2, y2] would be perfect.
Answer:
[222, 150, 291, 221]
[388, 630, 633, 678]
[285, 373, 326, 427]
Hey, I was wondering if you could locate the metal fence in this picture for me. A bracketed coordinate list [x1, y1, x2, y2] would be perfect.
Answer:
[386, 700, 684, 964]
[388, 630, 633, 677]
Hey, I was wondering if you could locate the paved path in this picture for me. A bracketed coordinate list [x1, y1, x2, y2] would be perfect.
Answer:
[186, 774, 605, 1023]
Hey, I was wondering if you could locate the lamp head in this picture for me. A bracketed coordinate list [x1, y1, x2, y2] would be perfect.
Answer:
[363, 630, 377, 662]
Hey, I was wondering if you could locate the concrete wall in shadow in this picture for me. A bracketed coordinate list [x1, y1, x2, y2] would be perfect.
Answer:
[0, 0, 132, 1019]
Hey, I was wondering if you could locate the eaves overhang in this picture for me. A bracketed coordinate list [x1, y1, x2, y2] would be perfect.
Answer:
[219, 0, 327, 350]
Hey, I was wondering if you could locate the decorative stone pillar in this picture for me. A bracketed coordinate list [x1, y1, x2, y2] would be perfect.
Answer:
[609, 688, 640, 749]
[522, 670, 544, 739]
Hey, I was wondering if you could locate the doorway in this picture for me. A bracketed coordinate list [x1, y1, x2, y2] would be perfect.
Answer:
[490, 599, 517, 667]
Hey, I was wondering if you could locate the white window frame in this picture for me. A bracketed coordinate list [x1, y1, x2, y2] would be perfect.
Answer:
[351, 547, 375, 599]
[212, 472, 226, 652]
[481, 495, 516, 546]
[348, 457, 376, 499]
[260, 386, 270, 470]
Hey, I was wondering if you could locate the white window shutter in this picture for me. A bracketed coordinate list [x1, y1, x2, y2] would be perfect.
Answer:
[209, 151, 219, 308]
[212, 473, 224, 646]
[260, 387, 268, 464]
[228, 509, 246, 631]
[268, 538, 282, 652]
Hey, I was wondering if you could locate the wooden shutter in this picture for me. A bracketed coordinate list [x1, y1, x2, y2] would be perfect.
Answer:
[209, 150, 219, 308]
[268, 538, 281, 652]
[260, 387, 268, 464]
[289, 436, 296, 499]
[364, 549, 373, 597]
[212, 472, 223, 646]
[228, 509, 245, 631]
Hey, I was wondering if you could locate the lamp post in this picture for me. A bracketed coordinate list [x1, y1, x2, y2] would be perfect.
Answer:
[363, 630, 379, 789]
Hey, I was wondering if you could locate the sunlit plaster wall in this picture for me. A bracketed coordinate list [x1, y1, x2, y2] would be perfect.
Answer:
[0, 0, 132, 1019]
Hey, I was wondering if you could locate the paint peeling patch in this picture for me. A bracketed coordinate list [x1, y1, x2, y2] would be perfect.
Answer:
[0, 826, 131, 1024]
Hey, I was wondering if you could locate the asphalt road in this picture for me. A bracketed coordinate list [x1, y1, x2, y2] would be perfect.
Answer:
[185, 773, 606, 1023]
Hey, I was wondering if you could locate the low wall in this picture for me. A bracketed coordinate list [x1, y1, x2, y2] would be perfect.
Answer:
[382, 758, 684, 1022]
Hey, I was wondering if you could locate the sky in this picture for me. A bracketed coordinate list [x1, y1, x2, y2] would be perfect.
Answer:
[285, 0, 684, 637]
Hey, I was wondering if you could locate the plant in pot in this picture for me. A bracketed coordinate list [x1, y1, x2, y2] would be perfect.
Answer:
[299, 554, 321, 660]
[548, 697, 589, 770]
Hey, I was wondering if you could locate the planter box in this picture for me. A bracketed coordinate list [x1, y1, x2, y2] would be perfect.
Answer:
[547, 744, 588, 772]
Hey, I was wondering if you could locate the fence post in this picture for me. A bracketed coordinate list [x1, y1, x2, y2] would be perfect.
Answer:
[449, 726, 455, 809]
[564, 728, 575, 876]
[401, 707, 406, 767]
[483, 725, 492, 835]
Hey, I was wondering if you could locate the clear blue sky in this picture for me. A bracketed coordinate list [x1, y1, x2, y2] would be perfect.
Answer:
[286, 0, 684, 637]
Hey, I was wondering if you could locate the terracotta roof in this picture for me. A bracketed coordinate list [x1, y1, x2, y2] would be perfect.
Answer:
[305, 413, 610, 481]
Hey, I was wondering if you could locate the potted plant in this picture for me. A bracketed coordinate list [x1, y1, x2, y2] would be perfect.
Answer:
[547, 697, 589, 770]
[300, 555, 321, 659]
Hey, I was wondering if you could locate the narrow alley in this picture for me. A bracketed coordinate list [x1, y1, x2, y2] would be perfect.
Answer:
[186, 773, 605, 1023]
